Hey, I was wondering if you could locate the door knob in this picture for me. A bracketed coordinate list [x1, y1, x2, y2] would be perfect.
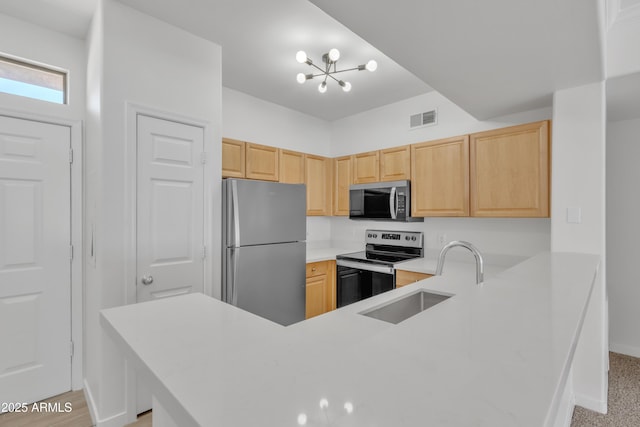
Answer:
[141, 275, 154, 285]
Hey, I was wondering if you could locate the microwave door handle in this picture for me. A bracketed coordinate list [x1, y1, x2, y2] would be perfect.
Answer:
[394, 188, 399, 218]
[389, 187, 397, 219]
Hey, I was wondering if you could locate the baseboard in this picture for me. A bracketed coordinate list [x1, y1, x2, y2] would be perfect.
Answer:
[83, 379, 130, 427]
[575, 393, 607, 414]
[609, 342, 640, 358]
[83, 380, 98, 426]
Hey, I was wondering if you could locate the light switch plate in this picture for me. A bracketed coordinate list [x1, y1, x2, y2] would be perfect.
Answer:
[567, 207, 582, 224]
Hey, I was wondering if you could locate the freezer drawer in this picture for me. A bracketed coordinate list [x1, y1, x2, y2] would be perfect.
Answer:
[223, 241, 306, 326]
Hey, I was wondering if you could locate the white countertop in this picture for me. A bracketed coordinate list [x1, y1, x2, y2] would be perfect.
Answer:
[306, 246, 526, 277]
[306, 246, 354, 263]
[101, 252, 600, 427]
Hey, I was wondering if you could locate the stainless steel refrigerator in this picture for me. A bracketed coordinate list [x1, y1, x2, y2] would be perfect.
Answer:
[222, 178, 306, 326]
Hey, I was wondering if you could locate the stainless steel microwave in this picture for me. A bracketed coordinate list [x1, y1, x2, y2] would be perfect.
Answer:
[349, 180, 423, 222]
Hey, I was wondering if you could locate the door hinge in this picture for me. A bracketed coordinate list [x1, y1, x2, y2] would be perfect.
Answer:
[69, 148, 74, 164]
[201, 245, 207, 259]
[200, 152, 207, 164]
[69, 245, 74, 260]
[70, 341, 74, 358]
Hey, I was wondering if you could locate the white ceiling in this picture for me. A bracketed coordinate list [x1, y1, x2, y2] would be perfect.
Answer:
[0, 0, 96, 39]
[309, 0, 605, 120]
[1, 0, 638, 123]
[0, 0, 431, 121]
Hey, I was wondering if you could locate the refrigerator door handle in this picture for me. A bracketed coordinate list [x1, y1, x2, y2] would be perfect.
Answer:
[231, 179, 241, 247]
[231, 248, 239, 306]
[389, 187, 397, 219]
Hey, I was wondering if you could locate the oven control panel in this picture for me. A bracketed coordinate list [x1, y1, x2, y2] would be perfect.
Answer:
[365, 230, 423, 248]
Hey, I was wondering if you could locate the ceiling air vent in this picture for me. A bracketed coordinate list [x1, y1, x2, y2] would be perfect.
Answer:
[409, 109, 437, 129]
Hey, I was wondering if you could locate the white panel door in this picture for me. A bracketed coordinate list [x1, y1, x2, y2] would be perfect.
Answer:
[136, 115, 205, 303]
[0, 115, 71, 405]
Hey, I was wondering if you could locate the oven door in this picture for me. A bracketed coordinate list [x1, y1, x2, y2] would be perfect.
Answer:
[336, 259, 395, 308]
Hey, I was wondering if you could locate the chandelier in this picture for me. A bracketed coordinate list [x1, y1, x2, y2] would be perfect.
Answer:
[295, 48, 377, 93]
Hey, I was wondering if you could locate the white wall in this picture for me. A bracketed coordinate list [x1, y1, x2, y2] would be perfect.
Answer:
[0, 12, 86, 121]
[331, 217, 551, 257]
[84, 2, 104, 419]
[551, 81, 608, 413]
[607, 11, 640, 78]
[329, 91, 553, 256]
[222, 87, 331, 156]
[222, 87, 333, 242]
[84, 1, 222, 425]
[607, 117, 640, 357]
[329, 91, 552, 156]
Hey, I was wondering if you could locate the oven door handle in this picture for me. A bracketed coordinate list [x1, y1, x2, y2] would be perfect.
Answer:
[337, 259, 394, 274]
[389, 186, 397, 219]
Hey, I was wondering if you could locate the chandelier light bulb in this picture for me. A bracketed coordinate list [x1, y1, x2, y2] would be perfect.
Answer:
[296, 50, 308, 64]
[344, 402, 354, 414]
[297, 413, 307, 425]
[296, 49, 373, 94]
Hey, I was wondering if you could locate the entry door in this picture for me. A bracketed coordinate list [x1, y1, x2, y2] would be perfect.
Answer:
[136, 115, 205, 303]
[0, 116, 71, 405]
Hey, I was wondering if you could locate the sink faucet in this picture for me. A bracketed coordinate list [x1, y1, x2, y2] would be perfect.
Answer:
[435, 241, 484, 284]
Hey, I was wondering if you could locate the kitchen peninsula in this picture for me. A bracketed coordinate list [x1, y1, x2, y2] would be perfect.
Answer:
[101, 252, 601, 426]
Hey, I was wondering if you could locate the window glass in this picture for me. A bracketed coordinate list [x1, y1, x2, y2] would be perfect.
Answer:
[0, 56, 66, 104]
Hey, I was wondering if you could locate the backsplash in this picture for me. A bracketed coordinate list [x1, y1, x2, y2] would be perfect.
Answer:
[307, 216, 550, 257]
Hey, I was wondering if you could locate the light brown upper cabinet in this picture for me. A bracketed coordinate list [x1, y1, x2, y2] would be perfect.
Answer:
[333, 156, 352, 216]
[470, 121, 550, 217]
[352, 150, 380, 184]
[305, 154, 332, 216]
[222, 138, 246, 178]
[279, 149, 305, 184]
[245, 142, 279, 181]
[380, 145, 411, 181]
[411, 135, 470, 217]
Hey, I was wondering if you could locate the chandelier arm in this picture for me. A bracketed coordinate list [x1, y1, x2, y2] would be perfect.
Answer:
[326, 73, 342, 84]
[327, 67, 363, 75]
[307, 61, 326, 74]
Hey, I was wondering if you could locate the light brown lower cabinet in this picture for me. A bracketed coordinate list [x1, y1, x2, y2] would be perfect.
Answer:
[305, 260, 336, 319]
[396, 270, 433, 287]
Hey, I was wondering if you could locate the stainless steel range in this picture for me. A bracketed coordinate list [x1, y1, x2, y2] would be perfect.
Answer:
[336, 230, 424, 308]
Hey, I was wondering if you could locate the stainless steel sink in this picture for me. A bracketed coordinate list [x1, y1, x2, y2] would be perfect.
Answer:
[360, 290, 451, 324]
